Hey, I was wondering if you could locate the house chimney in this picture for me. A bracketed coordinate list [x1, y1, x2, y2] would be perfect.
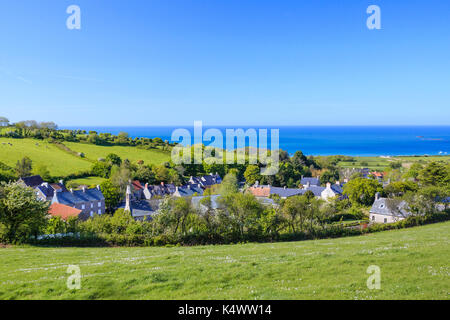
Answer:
[375, 192, 380, 201]
[145, 183, 149, 190]
[125, 185, 131, 212]
[326, 182, 331, 189]
[306, 181, 311, 189]
[344, 178, 348, 183]
[82, 186, 86, 193]
[301, 175, 304, 180]
[96, 185, 100, 191]
[336, 181, 340, 186]
[284, 186, 287, 189]
[59, 179, 64, 185]
[70, 188, 73, 193]
[317, 175, 320, 181]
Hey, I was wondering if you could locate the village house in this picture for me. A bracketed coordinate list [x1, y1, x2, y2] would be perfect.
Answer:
[248, 181, 344, 201]
[18, 175, 44, 188]
[48, 203, 82, 221]
[300, 176, 321, 188]
[369, 193, 411, 223]
[172, 184, 204, 197]
[142, 182, 177, 199]
[34, 180, 66, 201]
[188, 173, 222, 188]
[121, 185, 161, 221]
[51, 186, 106, 220]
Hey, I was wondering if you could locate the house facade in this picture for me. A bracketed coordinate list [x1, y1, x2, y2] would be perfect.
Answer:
[51, 186, 106, 220]
[369, 193, 411, 223]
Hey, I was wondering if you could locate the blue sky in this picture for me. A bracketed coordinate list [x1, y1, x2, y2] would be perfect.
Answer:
[0, 0, 449, 126]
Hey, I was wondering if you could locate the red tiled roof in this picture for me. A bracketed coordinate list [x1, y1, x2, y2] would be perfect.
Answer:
[248, 186, 271, 197]
[49, 203, 82, 220]
[132, 180, 144, 191]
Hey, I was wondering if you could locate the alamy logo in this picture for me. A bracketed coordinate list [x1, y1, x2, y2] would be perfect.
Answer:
[66, 265, 81, 290]
[366, 265, 381, 290]
[66, 5, 81, 30]
[171, 121, 280, 175]
[366, 5, 381, 30]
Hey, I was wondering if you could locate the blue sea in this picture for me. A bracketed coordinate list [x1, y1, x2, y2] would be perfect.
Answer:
[63, 126, 450, 157]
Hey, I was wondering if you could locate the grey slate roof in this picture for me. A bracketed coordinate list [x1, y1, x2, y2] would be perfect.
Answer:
[35, 183, 66, 199]
[189, 174, 222, 187]
[19, 175, 44, 188]
[174, 185, 204, 197]
[53, 188, 104, 206]
[300, 177, 320, 186]
[119, 199, 161, 219]
[269, 187, 306, 198]
[370, 198, 411, 217]
[303, 185, 326, 197]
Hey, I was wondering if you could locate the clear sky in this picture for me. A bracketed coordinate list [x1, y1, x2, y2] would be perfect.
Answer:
[0, 0, 449, 126]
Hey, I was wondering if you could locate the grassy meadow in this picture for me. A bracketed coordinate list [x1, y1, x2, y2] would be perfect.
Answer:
[0, 138, 92, 176]
[0, 221, 449, 300]
[62, 141, 171, 166]
[0, 138, 171, 177]
[336, 155, 450, 171]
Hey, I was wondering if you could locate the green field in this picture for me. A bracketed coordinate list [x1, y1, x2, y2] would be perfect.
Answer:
[62, 141, 171, 166]
[0, 138, 91, 176]
[66, 176, 107, 188]
[337, 155, 450, 170]
[0, 138, 171, 176]
[1, 222, 449, 300]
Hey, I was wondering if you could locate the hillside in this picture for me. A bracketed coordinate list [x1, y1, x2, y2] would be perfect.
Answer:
[0, 138, 171, 177]
[0, 221, 449, 300]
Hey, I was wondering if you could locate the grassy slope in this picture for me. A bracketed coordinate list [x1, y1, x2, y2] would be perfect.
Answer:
[62, 141, 170, 165]
[0, 138, 91, 176]
[0, 138, 171, 177]
[0, 222, 449, 300]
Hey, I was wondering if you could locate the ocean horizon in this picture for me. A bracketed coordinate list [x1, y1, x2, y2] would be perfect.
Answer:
[62, 125, 450, 157]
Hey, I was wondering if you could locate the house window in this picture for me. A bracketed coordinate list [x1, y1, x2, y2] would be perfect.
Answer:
[90, 211, 94, 217]
[98, 209, 102, 215]
[98, 202, 101, 207]
[372, 216, 375, 221]
[91, 203, 94, 208]
[82, 204, 85, 210]
[384, 218, 387, 223]
[379, 204, 385, 209]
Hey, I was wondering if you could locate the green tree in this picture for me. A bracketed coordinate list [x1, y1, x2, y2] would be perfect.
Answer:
[418, 162, 449, 187]
[100, 180, 121, 213]
[0, 182, 49, 243]
[15, 157, 32, 178]
[91, 161, 111, 178]
[134, 165, 156, 184]
[281, 195, 309, 233]
[220, 172, 239, 196]
[343, 178, 383, 206]
[34, 164, 51, 181]
[384, 181, 419, 197]
[106, 153, 122, 166]
[244, 165, 261, 186]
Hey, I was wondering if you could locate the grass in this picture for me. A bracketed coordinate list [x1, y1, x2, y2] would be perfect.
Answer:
[0, 221, 449, 300]
[0, 138, 91, 176]
[66, 176, 106, 188]
[337, 155, 450, 171]
[62, 141, 171, 166]
[0, 138, 171, 177]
